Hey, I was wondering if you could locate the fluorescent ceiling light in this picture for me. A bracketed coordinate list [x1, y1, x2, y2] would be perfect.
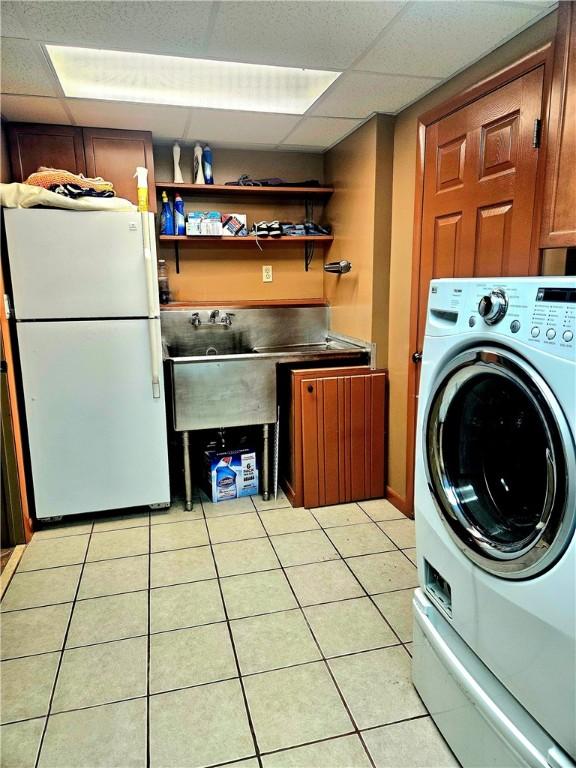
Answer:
[46, 46, 340, 115]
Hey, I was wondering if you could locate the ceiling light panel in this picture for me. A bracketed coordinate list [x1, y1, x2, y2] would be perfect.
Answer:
[46, 46, 341, 114]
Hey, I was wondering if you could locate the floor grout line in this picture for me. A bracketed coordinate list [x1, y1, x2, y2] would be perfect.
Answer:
[251, 505, 378, 768]
[199, 497, 264, 768]
[33, 518, 94, 768]
[146, 512, 152, 768]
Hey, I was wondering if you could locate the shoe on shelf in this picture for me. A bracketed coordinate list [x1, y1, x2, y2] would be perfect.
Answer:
[304, 221, 331, 235]
[251, 221, 270, 237]
[268, 220, 282, 237]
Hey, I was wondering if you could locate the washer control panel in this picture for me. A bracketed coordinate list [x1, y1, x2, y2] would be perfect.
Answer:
[427, 279, 576, 361]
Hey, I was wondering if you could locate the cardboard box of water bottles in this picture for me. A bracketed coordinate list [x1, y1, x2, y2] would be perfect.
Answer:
[202, 447, 259, 503]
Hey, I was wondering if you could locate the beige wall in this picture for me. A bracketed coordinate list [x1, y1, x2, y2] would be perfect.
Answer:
[386, 11, 557, 503]
[154, 145, 326, 301]
[324, 115, 394, 364]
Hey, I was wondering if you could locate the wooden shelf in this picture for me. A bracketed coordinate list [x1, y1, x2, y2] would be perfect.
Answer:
[159, 235, 333, 243]
[155, 182, 333, 197]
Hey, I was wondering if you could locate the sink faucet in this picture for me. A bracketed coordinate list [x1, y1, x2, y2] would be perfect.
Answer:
[189, 312, 201, 327]
[219, 312, 235, 327]
[209, 309, 219, 324]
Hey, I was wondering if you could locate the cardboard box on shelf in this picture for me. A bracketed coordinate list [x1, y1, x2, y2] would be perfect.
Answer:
[186, 211, 223, 236]
[221, 213, 248, 236]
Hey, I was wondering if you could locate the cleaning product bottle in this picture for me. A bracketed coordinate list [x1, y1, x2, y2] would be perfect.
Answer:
[216, 458, 237, 500]
[157, 259, 170, 305]
[174, 193, 185, 235]
[160, 191, 174, 235]
[172, 142, 184, 183]
[193, 142, 205, 185]
[134, 166, 149, 212]
[202, 145, 214, 185]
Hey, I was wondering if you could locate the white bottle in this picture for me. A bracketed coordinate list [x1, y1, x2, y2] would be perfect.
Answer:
[193, 143, 205, 185]
[172, 143, 184, 184]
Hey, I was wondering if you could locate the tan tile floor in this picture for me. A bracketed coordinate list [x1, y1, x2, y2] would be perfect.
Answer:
[0, 494, 460, 768]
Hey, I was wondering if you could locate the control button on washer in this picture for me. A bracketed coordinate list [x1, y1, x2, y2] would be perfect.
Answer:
[510, 320, 520, 334]
[546, 328, 556, 340]
[563, 330, 574, 342]
[531, 326, 540, 338]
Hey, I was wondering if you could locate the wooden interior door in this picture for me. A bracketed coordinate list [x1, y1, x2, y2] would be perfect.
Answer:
[417, 65, 545, 347]
[300, 370, 387, 508]
[7, 123, 86, 181]
[82, 128, 156, 211]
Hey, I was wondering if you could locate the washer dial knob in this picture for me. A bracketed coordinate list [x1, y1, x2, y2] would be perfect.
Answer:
[478, 289, 508, 325]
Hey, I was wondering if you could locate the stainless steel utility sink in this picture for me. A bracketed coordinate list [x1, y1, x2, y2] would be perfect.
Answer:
[164, 327, 276, 431]
[166, 326, 253, 358]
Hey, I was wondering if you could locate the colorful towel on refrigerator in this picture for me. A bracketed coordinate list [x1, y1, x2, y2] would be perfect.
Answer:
[23, 167, 115, 196]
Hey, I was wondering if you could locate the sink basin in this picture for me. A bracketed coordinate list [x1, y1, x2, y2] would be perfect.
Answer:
[167, 327, 253, 358]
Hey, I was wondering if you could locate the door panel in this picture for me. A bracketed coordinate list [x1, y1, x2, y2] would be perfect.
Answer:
[300, 371, 387, 508]
[83, 128, 156, 211]
[4, 210, 155, 319]
[17, 319, 169, 518]
[7, 124, 86, 182]
[541, 1, 576, 247]
[418, 66, 545, 348]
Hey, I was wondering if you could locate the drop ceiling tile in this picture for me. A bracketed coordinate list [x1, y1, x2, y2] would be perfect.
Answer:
[0, 2, 28, 37]
[0, 94, 71, 124]
[282, 117, 364, 149]
[66, 99, 189, 140]
[309, 72, 440, 118]
[185, 109, 300, 146]
[354, 1, 548, 78]
[1, 38, 60, 96]
[13, 2, 213, 57]
[206, 1, 406, 69]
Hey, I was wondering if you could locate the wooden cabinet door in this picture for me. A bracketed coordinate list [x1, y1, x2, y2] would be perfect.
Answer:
[541, 2, 576, 248]
[418, 66, 544, 346]
[300, 370, 387, 508]
[82, 128, 156, 211]
[7, 123, 86, 182]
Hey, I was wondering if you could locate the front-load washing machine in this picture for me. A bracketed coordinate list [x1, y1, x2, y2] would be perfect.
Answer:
[412, 277, 576, 768]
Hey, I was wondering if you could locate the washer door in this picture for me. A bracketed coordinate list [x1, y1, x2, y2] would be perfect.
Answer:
[425, 347, 575, 578]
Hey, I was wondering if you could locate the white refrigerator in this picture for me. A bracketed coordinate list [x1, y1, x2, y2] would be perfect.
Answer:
[4, 209, 170, 519]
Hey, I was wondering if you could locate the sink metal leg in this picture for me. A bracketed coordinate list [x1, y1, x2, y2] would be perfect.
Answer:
[182, 430, 193, 511]
[262, 423, 270, 501]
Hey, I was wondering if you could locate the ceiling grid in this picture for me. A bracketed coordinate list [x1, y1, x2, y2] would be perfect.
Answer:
[0, 0, 556, 151]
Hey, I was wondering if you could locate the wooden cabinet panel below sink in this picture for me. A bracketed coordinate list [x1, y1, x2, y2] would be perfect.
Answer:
[281, 366, 387, 509]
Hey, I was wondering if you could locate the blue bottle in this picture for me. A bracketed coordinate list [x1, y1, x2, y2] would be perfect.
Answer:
[160, 191, 174, 235]
[174, 193, 185, 235]
[202, 145, 214, 185]
[216, 461, 237, 500]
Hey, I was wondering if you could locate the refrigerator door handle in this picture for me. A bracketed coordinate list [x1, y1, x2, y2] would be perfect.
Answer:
[141, 213, 161, 399]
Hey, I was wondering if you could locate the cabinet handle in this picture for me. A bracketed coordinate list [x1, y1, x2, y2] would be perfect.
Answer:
[307, 385, 314, 393]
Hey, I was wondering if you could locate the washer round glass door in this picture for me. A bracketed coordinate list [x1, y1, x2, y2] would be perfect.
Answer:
[425, 346, 575, 578]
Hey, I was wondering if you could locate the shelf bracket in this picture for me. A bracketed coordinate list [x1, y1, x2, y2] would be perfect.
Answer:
[174, 241, 180, 274]
[305, 241, 315, 272]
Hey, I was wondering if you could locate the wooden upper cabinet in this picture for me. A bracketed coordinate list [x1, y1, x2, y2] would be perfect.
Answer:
[83, 128, 156, 212]
[7, 124, 86, 181]
[6, 124, 156, 212]
[541, 2, 576, 248]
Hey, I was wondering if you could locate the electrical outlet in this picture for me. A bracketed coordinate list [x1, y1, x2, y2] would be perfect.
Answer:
[262, 265, 273, 282]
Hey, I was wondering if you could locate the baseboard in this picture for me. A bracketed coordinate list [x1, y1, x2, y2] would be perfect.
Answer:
[386, 485, 414, 519]
[0, 544, 26, 599]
